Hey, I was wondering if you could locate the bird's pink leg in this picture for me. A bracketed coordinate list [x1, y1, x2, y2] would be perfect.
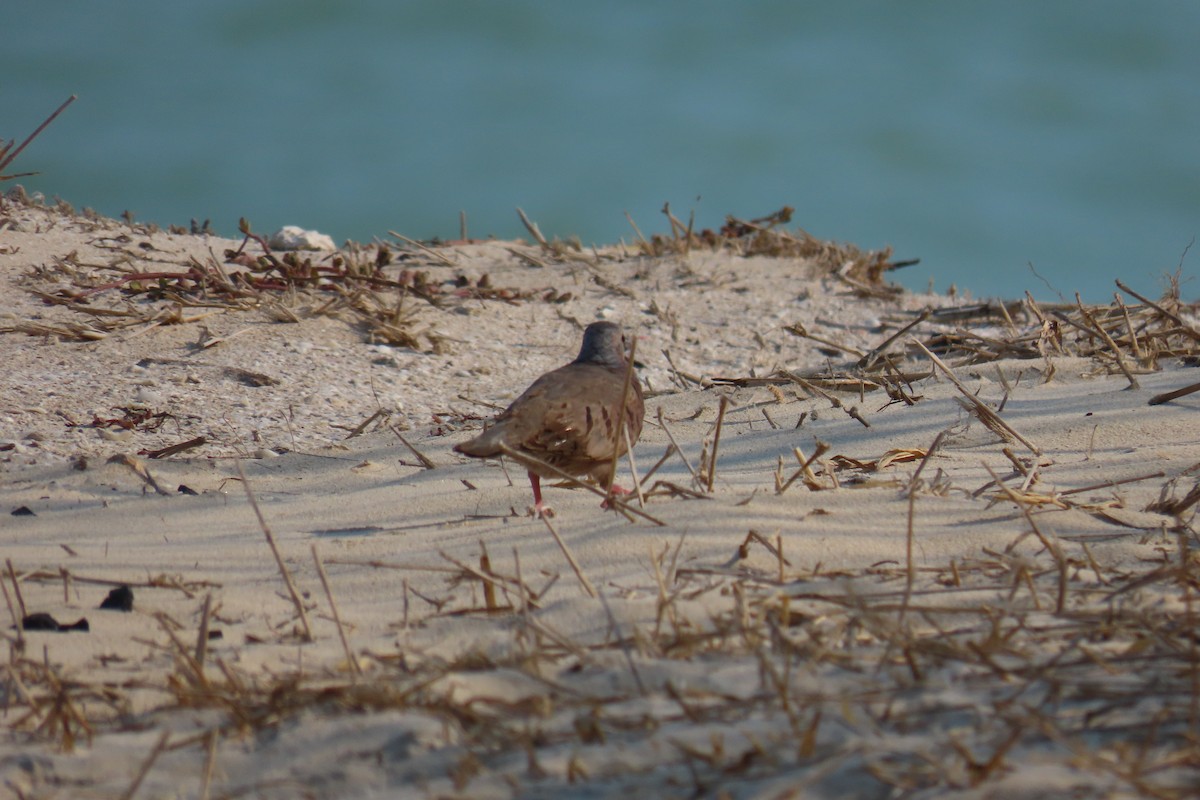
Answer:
[527, 471, 554, 518]
[600, 483, 633, 509]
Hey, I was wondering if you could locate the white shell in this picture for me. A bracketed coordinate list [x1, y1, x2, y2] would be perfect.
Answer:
[268, 225, 336, 251]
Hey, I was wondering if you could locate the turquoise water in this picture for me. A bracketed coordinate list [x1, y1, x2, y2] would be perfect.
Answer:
[4, 1, 1198, 301]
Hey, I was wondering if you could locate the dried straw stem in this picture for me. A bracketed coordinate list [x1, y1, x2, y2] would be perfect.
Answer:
[311, 545, 363, 678]
[604, 333, 640, 498]
[540, 516, 597, 599]
[390, 425, 437, 469]
[1149, 381, 1200, 406]
[117, 730, 170, 800]
[0, 95, 76, 176]
[984, 463, 1068, 614]
[235, 460, 313, 641]
[913, 339, 1042, 456]
[1116, 279, 1200, 343]
[6, 560, 27, 621]
[195, 593, 212, 668]
[655, 407, 701, 486]
[706, 395, 730, 493]
[497, 444, 665, 526]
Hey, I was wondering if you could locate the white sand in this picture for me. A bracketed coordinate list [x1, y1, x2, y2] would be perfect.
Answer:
[3, 196, 1199, 798]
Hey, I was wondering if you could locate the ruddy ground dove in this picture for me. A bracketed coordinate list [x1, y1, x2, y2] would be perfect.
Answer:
[453, 321, 644, 516]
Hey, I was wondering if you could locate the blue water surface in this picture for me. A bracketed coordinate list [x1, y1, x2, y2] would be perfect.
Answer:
[4, 1, 1198, 301]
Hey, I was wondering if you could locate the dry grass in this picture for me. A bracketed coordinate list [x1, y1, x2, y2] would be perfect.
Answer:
[1, 206, 569, 349]
[4, 200, 920, 350]
[4, 201, 1200, 795]
[0, 96, 76, 184]
[716, 274, 1199, 409]
[4, 526, 1197, 796]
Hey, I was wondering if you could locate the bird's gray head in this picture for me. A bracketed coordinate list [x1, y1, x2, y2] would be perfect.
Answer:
[575, 321, 630, 369]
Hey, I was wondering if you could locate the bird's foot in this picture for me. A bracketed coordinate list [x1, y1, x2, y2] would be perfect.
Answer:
[527, 502, 556, 519]
[600, 484, 633, 509]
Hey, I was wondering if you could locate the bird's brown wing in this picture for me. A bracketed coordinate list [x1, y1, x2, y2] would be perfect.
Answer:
[455, 363, 643, 477]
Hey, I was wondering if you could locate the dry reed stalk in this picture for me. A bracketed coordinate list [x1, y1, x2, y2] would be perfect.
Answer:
[655, 407, 701, 485]
[322, 556, 459, 574]
[6, 560, 27, 621]
[1177, 530, 1200, 736]
[776, 442, 829, 495]
[386, 230, 456, 266]
[785, 322, 866, 358]
[510, 245, 549, 268]
[597, 590, 647, 695]
[706, 395, 730, 493]
[857, 309, 931, 369]
[781, 370, 837, 403]
[731, 530, 792, 570]
[637, 443, 677, 490]
[1022, 290, 1048, 326]
[1153, 483, 1200, 517]
[913, 340, 1043, 456]
[199, 728, 218, 800]
[661, 348, 702, 387]
[905, 430, 948, 495]
[622, 425, 647, 507]
[775, 534, 787, 584]
[401, 579, 410, 632]
[1116, 279, 1200, 343]
[390, 425, 437, 469]
[515, 207, 552, 251]
[900, 492, 917, 628]
[511, 546, 530, 619]
[648, 544, 678, 639]
[984, 463, 1068, 614]
[1057, 471, 1165, 496]
[195, 593, 212, 668]
[478, 545, 499, 612]
[156, 613, 210, 691]
[437, 548, 532, 611]
[1113, 291, 1146, 362]
[107, 454, 172, 496]
[497, 443, 666, 526]
[146, 436, 207, 459]
[1, 565, 23, 646]
[117, 730, 170, 800]
[624, 211, 651, 250]
[0, 95, 76, 179]
[514, 605, 589, 662]
[604, 333, 639, 498]
[539, 516, 597, 599]
[20, 570, 220, 594]
[1148, 381, 1200, 406]
[0, 668, 35, 718]
[311, 545, 362, 678]
[1070, 295, 1140, 388]
[235, 460, 313, 641]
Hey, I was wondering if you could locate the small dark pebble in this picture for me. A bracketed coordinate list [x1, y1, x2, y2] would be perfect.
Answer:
[177, 484, 199, 496]
[99, 584, 134, 612]
[17, 613, 90, 632]
[208, 630, 223, 641]
[11, 506, 36, 516]
[19, 613, 60, 631]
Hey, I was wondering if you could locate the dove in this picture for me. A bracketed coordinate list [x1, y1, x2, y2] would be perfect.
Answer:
[453, 321, 644, 516]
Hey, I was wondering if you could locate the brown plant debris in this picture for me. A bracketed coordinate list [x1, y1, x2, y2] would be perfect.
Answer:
[4, 540, 1198, 796]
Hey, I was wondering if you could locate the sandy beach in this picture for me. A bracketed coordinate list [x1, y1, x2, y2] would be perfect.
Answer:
[3, 192, 1199, 799]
